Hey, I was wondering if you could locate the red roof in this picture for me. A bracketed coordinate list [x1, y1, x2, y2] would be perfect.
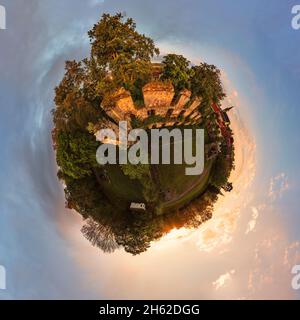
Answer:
[211, 103, 220, 113]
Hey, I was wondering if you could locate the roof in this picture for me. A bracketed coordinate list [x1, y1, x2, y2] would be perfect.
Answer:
[211, 103, 220, 113]
[221, 111, 230, 123]
[130, 202, 146, 211]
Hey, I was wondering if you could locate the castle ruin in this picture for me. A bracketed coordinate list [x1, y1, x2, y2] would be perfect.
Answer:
[97, 77, 203, 145]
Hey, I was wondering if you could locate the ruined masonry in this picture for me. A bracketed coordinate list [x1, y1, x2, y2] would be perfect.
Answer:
[98, 81, 203, 145]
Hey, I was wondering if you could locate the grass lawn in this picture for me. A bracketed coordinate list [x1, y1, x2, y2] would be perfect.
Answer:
[155, 125, 211, 207]
[157, 159, 213, 214]
[97, 125, 212, 214]
[97, 164, 145, 208]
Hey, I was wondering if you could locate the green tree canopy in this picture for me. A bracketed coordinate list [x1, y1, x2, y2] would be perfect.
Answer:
[88, 13, 160, 97]
[52, 12, 232, 256]
[191, 62, 226, 105]
[161, 54, 192, 93]
[88, 13, 159, 68]
[56, 130, 99, 179]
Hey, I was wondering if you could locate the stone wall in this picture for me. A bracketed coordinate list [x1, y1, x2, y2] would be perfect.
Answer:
[102, 88, 136, 123]
[142, 81, 175, 116]
[95, 116, 133, 146]
[172, 89, 191, 116]
[100, 81, 203, 132]
[184, 96, 202, 117]
[135, 108, 148, 119]
[113, 88, 135, 114]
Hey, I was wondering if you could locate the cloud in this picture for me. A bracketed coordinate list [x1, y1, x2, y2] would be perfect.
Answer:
[268, 172, 289, 201]
[193, 75, 257, 252]
[0, 0, 298, 300]
[89, 0, 105, 7]
[0, 0, 102, 299]
[213, 270, 235, 291]
[245, 207, 259, 234]
[283, 241, 300, 266]
[245, 233, 300, 299]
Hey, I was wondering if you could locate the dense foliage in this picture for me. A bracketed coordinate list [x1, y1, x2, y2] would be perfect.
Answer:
[52, 13, 232, 255]
[161, 54, 226, 105]
[161, 54, 192, 93]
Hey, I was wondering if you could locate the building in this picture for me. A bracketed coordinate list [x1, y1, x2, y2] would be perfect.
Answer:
[135, 108, 148, 120]
[94, 119, 120, 145]
[142, 81, 175, 117]
[211, 103, 232, 127]
[222, 182, 233, 192]
[172, 89, 192, 116]
[130, 202, 146, 212]
[210, 103, 234, 162]
[193, 114, 202, 123]
[151, 63, 164, 79]
[205, 142, 221, 160]
[94, 118, 133, 146]
[101, 88, 135, 123]
[221, 111, 230, 124]
[184, 96, 202, 118]
[100, 81, 204, 133]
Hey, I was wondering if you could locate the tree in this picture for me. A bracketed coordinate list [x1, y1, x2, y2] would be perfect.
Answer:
[62, 173, 115, 222]
[88, 13, 159, 69]
[88, 13, 159, 98]
[81, 218, 120, 253]
[210, 154, 230, 189]
[121, 163, 158, 202]
[52, 13, 230, 256]
[121, 163, 150, 180]
[191, 63, 226, 105]
[56, 130, 99, 179]
[53, 60, 103, 133]
[114, 215, 163, 255]
[161, 54, 192, 94]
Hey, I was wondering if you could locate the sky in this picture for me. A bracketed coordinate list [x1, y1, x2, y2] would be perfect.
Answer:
[0, 0, 300, 299]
